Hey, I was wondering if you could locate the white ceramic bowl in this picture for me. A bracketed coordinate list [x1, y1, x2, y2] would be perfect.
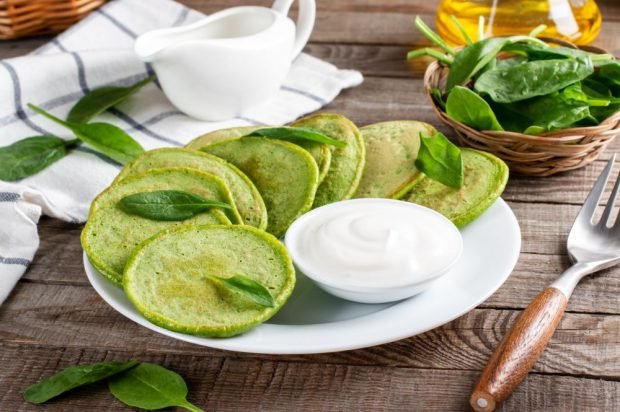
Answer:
[284, 199, 463, 304]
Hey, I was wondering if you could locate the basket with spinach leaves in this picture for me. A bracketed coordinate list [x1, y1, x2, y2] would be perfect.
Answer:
[409, 17, 620, 176]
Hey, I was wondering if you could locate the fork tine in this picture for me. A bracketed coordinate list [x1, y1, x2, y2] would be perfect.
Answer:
[575, 154, 616, 225]
[602, 165, 620, 227]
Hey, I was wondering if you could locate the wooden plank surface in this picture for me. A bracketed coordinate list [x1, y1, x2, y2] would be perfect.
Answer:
[1, 344, 618, 412]
[1, 0, 619, 411]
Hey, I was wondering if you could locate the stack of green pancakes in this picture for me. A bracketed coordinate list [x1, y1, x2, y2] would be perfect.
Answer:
[82, 113, 509, 339]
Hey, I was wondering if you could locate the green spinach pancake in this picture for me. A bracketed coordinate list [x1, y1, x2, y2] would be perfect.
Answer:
[355, 120, 437, 199]
[291, 113, 365, 207]
[404, 148, 508, 227]
[114, 148, 267, 230]
[82, 168, 237, 286]
[202, 137, 319, 238]
[186, 126, 332, 184]
[124, 225, 296, 337]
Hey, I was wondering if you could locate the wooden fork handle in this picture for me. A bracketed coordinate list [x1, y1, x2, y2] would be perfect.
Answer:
[470, 287, 568, 412]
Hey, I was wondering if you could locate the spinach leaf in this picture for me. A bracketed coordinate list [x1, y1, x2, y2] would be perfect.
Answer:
[446, 37, 508, 92]
[23, 361, 139, 404]
[590, 104, 620, 122]
[598, 62, 620, 87]
[206, 274, 275, 307]
[523, 125, 547, 135]
[582, 77, 613, 98]
[415, 132, 463, 188]
[108, 363, 203, 412]
[474, 57, 593, 103]
[28, 104, 144, 165]
[445, 86, 503, 131]
[487, 100, 532, 132]
[502, 43, 613, 63]
[494, 86, 592, 133]
[495, 55, 528, 69]
[562, 82, 610, 107]
[67, 76, 155, 124]
[431, 88, 446, 110]
[244, 126, 346, 148]
[119, 190, 231, 221]
[0, 136, 78, 181]
[445, 35, 546, 92]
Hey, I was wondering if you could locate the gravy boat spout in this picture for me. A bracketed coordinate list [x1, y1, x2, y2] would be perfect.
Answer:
[134, 0, 315, 121]
[135, 7, 280, 63]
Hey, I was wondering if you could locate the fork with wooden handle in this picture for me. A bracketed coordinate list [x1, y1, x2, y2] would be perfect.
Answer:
[470, 155, 620, 412]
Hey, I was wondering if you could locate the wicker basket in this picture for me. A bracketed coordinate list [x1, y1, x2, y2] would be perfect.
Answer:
[424, 40, 620, 176]
[0, 0, 106, 40]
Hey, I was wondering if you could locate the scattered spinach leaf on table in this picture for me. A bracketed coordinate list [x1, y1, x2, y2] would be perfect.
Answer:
[23, 361, 139, 404]
[107, 363, 203, 412]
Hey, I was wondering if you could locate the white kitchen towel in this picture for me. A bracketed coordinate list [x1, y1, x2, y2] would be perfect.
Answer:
[0, 0, 363, 304]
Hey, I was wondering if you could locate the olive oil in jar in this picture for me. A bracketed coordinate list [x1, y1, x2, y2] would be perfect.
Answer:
[436, 0, 602, 45]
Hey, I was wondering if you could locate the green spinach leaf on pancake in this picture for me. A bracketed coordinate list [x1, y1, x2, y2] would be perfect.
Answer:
[114, 148, 267, 230]
[404, 148, 508, 227]
[355, 120, 438, 199]
[186, 126, 332, 184]
[124, 225, 295, 337]
[83, 168, 238, 285]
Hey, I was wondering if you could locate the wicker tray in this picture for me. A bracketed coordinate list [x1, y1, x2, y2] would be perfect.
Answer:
[424, 39, 620, 176]
[0, 0, 106, 39]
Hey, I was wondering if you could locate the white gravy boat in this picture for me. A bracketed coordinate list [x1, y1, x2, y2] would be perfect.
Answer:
[134, 0, 316, 121]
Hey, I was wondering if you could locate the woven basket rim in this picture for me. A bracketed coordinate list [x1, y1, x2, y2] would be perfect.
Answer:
[0, 0, 105, 39]
[422, 38, 620, 176]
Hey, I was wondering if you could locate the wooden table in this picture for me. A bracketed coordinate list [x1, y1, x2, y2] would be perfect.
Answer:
[1, 1, 619, 410]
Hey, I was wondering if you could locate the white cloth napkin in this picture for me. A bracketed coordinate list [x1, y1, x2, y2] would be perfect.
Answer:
[0, 0, 363, 304]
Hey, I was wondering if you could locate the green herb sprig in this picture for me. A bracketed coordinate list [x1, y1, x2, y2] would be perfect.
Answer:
[119, 190, 232, 221]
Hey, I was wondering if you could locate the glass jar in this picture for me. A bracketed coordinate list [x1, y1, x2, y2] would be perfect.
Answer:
[436, 0, 602, 45]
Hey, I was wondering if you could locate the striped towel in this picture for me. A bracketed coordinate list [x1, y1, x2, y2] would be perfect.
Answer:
[0, 0, 363, 304]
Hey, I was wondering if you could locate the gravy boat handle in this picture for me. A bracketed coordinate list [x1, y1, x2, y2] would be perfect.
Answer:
[272, 0, 316, 58]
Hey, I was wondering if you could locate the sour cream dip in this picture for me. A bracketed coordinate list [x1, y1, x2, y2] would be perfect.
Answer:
[285, 199, 463, 303]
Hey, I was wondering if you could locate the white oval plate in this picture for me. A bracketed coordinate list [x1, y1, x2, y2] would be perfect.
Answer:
[84, 199, 520, 354]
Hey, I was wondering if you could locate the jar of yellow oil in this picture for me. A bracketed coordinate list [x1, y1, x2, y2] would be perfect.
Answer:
[436, 0, 602, 45]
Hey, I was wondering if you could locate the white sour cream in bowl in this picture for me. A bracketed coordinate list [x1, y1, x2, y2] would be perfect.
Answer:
[284, 198, 463, 303]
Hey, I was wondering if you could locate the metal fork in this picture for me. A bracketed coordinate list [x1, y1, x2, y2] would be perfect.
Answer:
[470, 154, 620, 412]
